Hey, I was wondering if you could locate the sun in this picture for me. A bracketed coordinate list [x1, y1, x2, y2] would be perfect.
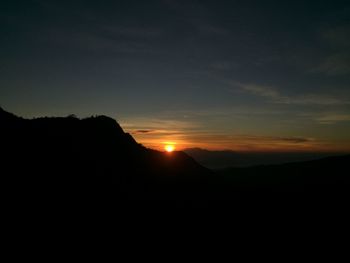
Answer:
[164, 144, 175, 153]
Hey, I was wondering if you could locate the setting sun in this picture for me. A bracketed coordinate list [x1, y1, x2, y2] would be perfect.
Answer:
[165, 144, 175, 153]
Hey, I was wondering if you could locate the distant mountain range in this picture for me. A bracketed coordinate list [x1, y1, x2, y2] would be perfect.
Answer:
[1, 107, 349, 207]
[184, 148, 345, 169]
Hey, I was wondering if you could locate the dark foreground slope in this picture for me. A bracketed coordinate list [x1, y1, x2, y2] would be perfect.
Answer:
[0, 107, 211, 205]
[184, 147, 341, 168]
[1, 107, 350, 207]
[217, 155, 350, 204]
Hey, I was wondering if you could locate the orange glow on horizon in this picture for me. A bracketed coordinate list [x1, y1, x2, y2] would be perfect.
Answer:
[164, 144, 175, 152]
[128, 128, 350, 153]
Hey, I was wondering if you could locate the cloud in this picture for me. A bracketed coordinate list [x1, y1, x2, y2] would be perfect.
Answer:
[316, 114, 350, 124]
[210, 61, 236, 71]
[119, 112, 347, 152]
[228, 135, 314, 144]
[177, 133, 319, 152]
[309, 25, 350, 76]
[310, 53, 350, 76]
[279, 95, 350, 106]
[162, 0, 230, 37]
[277, 137, 313, 143]
[130, 129, 184, 136]
[132, 129, 156, 134]
[234, 82, 350, 106]
[239, 84, 280, 99]
[102, 25, 163, 39]
[121, 118, 198, 131]
[125, 118, 318, 151]
[322, 25, 350, 48]
[196, 23, 230, 36]
[36, 28, 131, 53]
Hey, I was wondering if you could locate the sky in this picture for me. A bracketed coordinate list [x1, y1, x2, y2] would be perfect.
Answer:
[1, 0, 350, 152]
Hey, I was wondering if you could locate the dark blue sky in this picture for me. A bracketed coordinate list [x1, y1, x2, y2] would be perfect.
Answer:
[1, 0, 350, 151]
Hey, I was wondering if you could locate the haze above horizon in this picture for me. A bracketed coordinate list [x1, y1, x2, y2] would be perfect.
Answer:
[1, 0, 350, 152]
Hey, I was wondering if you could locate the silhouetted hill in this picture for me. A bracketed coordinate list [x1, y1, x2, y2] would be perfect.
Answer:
[1, 107, 350, 208]
[1, 107, 211, 205]
[216, 155, 350, 204]
[184, 147, 343, 168]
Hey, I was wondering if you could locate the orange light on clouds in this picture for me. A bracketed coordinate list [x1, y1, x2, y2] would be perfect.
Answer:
[126, 122, 350, 153]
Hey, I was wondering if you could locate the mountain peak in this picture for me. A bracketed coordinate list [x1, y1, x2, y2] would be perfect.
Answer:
[82, 115, 125, 135]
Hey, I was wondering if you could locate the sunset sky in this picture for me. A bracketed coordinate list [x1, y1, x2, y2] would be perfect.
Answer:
[1, 0, 350, 152]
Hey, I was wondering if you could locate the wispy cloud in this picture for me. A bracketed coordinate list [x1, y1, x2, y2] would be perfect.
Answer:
[239, 83, 280, 98]
[120, 114, 327, 151]
[186, 134, 314, 145]
[316, 114, 350, 124]
[101, 25, 163, 39]
[279, 95, 350, 106]
[41, 27, 162, 54]
[210, 61, 236, 71]
[310, 53, 350, 76]
[132, 129, 156, 134]
[162, 0, 230, 37]
[322, 25, 350, 48]
[121, 117, 198, 131]
[234, 82, 350, 106]
[275, 137, 314, 144]
[309, 25, 350, 76]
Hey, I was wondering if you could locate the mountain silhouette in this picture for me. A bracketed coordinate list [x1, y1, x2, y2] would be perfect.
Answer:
[1, 107, 212, 205]
[1, 107, 349, 207]
[184, 147, 342, 168]
[217, 155, 350, 203]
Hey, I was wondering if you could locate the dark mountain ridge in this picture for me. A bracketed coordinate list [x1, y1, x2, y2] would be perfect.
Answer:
[184, 147, 346, 168]
[1, 107, 211, 203]
[1, 107, 350, 207]
[218, 154, 350, 200]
